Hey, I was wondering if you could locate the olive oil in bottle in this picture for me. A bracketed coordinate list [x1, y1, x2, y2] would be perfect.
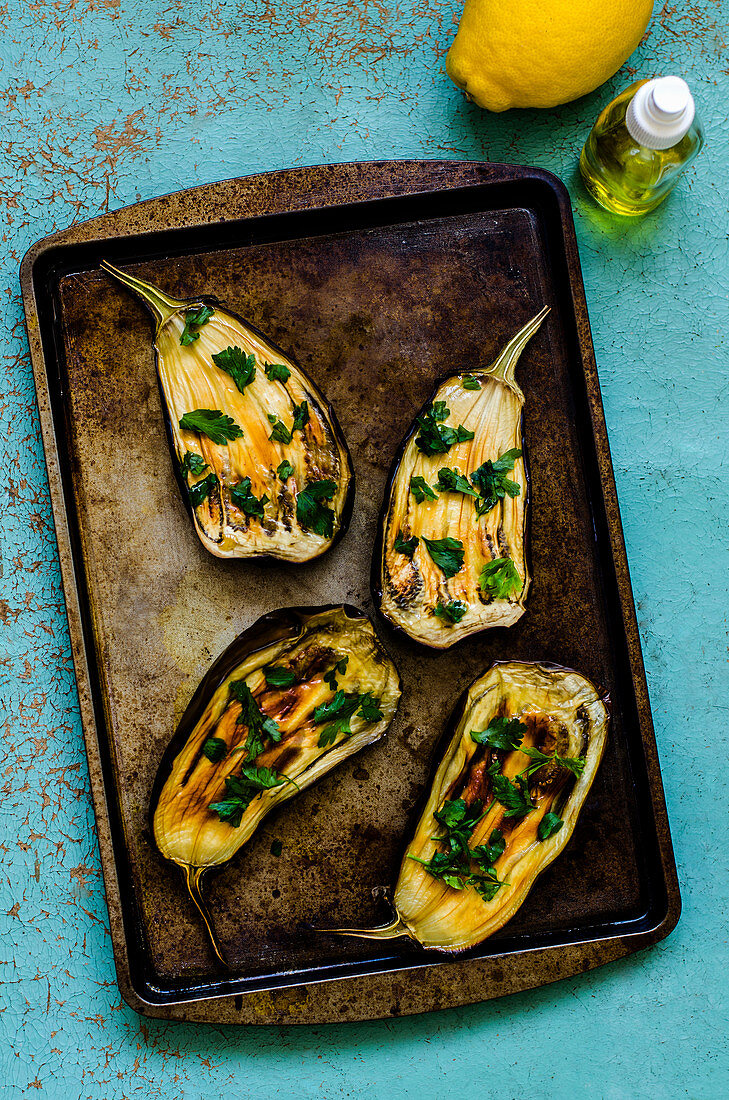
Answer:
[579, 76, 704, 216]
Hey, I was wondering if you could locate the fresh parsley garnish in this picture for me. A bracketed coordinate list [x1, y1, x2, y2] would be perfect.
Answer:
[434, 467, 479, 497]
[265, 362, 291, 384]
[462, 375, 482, 390]
[267, 414, 293, 444]
[180, 451, 209, 477]
[209, 766, 288, 828]
[538, 812, 564, 841]
[323, 656, 349, 690]
[212, 346, 256, 393]
[202, 737, 227, 762]
[410, 476, 438, 503]
[409, 798, 504, 901]
[519, 745, 585, 778]
[414, 402, 474, 456]
[292, 400, 309, 433]
[264, 665, 296, 689]
[296, 479, 337, 538]
[230, 477, 269, 518]
[188, 472, 219, 508]
[179, 409, 244, 445]
[471, 716, 527, 751]
[394, 532, 418, 558]
[479, 557, 522, 599]
[471, 448, 522, 515]
[422, 536, 465, 578]
[228, 679, 281, 762]
[270, 838, 283, 856]
[314, 689, 383, 747]
[180, 305, 214, 346]
[487, 762, 535, 818]
[277, 459, 294, 480]
[434, 599, 468, 624]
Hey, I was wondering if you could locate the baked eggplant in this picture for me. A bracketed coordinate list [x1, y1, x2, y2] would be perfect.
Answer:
[101, 261, 354, 561]
[151, 605, 400, 962]
[374, 308, 548, 648]
[329, 661, 608, 952]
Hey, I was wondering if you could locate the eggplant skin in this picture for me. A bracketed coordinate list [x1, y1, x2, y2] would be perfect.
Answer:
[373, 309, 548, 649]
[101, 264, 354, 563]
[151, 606, 401, 874]
[391, 661, 609, 952]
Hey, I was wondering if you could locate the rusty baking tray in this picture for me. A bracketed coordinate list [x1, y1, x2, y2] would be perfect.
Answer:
[21, 161, 680, 1024]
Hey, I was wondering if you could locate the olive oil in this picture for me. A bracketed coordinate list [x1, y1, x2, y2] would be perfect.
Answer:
[580, 77, 704, 216]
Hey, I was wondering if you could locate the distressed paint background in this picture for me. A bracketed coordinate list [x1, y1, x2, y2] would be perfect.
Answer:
[1, 0, 727, 1096]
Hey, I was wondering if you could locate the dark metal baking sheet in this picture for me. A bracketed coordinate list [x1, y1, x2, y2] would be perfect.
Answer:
[20, 161, 680, 1024]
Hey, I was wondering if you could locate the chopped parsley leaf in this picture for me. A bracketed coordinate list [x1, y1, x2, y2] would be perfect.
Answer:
[487, 761, 535, 818]
[296, 479, 337, 538]
[277, 459, 294, 480]
[394, 532, 418, 558]
[265, 362, 291, 384]
[292, 400, 309, 433]
[228, 679, 281, 762]
[434, 599, 468, 624]
[434, 467, 479, 497]
[422, 536, 465, 578]
[230, 476, 269, 518]
[314, 689, 383, 747]
[179, 409, 244, 445]
[471, 716, 527, 751]
[471, 448, 522, 515]
[409, 798, 504, 901]
[538, 813, 564, 841]
[462, 375, 482, 390]
[188, 472, 219, 508]
[202, 737, 227, 762]
[414, 403, 474, 456]
[209, 766, 288, 828]
[212, 346, 256, 393]
[180, 305, 214, 346]
[267, 414, 293, 445]
[479, 557, 522, 599]
[410, 476, 438, 503]
[323, 656, 349, 690]
[264, 665, 296, 689]
[180, 451, 209, 477]
[519, 745, 585, 778]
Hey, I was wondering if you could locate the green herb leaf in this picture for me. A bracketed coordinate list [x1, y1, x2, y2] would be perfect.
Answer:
[296, 479, 337, 538]
[180, 451, 209, 477]
[230, 476, 269, 518]
[264, 665, 296, 689]
[479, 557, 522, 599]
[462, 375, 482, 390]
[538, 812, 564, 841]
[434, 599, 468, 624]
[394, 532, 418, 558]
[180, 305, 214, 346]
[267, 415, 293, 444]
[323, 656, 349, 690]
[357, 693, 384, 722]
[434, 467, 479, 497]
[519, 746, 585, 779]
[212, 346, 256, 393]
[210, 766, 288, 826]
[471, 448, 522, 514]
[471, 716, 527, 751]
[488, 762, 535, 818]
[228, 679, 281, 762]
[434, 799, 469, 828]
[414, 403, 474, 456]
[265, 362, 291, 384]
[422, 536, 465, 579]
[292, 400, 309, 433]
[188, 472, 219, 508]
[410, 476, 438, 503]
[277, 459, 294, 480]
[179, 409, 244, 445]
[410, 798, 502, 900]
[472, 828, 506, 867]
[270, 838, 283, 856]
[314, 687, 382, 747]
[202, 737, 227, 762]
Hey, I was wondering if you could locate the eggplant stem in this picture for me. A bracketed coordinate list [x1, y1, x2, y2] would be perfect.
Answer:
[183, 864, 228, 967]
[100, 260, 187, 327]
[484, 305, 550, 392]
[321, 916, 414, 942]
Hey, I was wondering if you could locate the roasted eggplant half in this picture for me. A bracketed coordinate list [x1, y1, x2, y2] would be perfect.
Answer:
[329, 661, 608, 952]
[101, 262, 354, 562]
[152, 605, 401, 963]
[375, 308, 548, 648]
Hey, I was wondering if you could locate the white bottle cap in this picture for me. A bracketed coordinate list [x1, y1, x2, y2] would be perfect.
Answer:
[626, 77, 695, 150]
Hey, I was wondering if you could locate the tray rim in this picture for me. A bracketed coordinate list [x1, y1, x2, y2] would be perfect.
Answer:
[20, 159, 681, 1025]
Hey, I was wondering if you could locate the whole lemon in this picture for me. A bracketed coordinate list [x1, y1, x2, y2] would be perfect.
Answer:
[446, 0, 654, 112]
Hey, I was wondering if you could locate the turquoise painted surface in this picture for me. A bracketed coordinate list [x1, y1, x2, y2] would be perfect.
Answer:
[1, 0, 727, 1095]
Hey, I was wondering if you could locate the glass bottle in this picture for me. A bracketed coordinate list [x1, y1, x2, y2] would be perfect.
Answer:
[579, 76, 704, 216]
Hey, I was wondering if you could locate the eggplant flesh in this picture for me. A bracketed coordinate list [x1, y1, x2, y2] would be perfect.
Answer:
[376, 309, 548, 648]
[152, 606, 401, 961]
[101, 262, 354, 562]
[330, 661, 608, 953]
